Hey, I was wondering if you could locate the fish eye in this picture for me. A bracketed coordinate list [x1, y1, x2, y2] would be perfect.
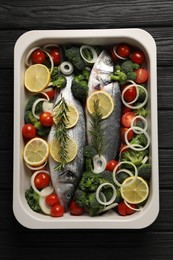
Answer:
[65, 193, 71, 200]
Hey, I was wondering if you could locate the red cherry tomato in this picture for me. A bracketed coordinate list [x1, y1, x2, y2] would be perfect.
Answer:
[109, 48, 118, 63]
[34, 172, 50, 190]
[106, 160, 118, 172]
[122, 106, 131, 114]
[45, 193, 60, 207]
[135, 68, 149, 84]
[40, 112, 54, 127]
[121, 127, 134, 143]
[119, 144, 129, 153]
[42, 87, 56, 99]
[121, 111, 136, 128]
[49, 48, 61, 65]
[117, 44, 131, 58]
[117, 201, 136, 216]
[22, 124, 36, 139]
[31, 49, 46, 64]
[131, 51, 145, 64]
[51, 204, 64, 217]
[123, 85, 137, 102]
[70, 200, 84, 216]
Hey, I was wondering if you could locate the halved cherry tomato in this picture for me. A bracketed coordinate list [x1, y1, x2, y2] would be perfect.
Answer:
[123, 85, 137, 102]
[70, 200, 84, 216]
[51, 204, 64, 217]
[117, 44, 131, 58]
[121, 111, 136, 128]
[45, 193, 60, 207]
[49, 47, 61, 65]
[22, 124, 36, 139]
[40, 112, 54, 127]
[31, 49, 46, 64]
[135, 68, 149, 84]
[34, 172, 50, 190]
[131, 51, 145, 64]
[121, 127, 134, 143]
[117, 201, 136, 216]
[109, 48, 118, 63]
[106, 160, 118, 172]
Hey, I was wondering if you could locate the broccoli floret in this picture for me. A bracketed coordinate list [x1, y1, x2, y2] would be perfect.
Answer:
[25, 94, 42, 111]
[126, 71, 136, 81]
[115, 171, 130, 184]
[71, 75, 89, 102]
[86, 192, 104, 216]
[53, 75, 67, 89]
[121, 149, 149, 166]
[65, 46, 86, 71]
[79, 171, 101, 192]
[134, 106, 148, 117]
[51, 66, 60, 81]
[130, 133, 148, 147]
[138, 163, 151, 180]
[24, 111, 38, 125]
[110, 70, 127, 85]
[25, 187, 41, 212]
[137, 86, 146, 102]
[84, 145, 97, 158]
[121, 60, 140, 74]
[73, 189, 87, 208]
[34, 121, 51, 137]
[82, 69, 91, 81]
[99, 170, 115, 185]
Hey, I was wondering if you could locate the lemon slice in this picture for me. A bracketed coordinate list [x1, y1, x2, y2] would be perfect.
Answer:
[50, 137, 78, 163]
[24, 64, 50, 92]
[23, 137, 49, 166]
[87, 90, 114, 119]
[53, 104, 79, 129]
[120, 176, 149, 204]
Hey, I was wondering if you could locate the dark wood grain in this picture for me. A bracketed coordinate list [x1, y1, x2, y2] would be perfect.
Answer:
[1, 0, 173, 259]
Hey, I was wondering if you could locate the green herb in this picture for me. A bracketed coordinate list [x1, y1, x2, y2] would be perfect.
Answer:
[88, 99, 107, 156]
[53, 95, 69, 171]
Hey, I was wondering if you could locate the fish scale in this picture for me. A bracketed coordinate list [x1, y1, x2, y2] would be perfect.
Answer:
[48, 75, 86, 210]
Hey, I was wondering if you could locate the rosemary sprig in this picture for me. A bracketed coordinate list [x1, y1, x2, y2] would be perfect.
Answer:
[53, 95, 69, 171]
[88, 99, 107, 156]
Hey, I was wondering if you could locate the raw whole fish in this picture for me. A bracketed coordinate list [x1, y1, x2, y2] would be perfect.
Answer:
[48, 76, 86, 210]
[86, 50, 121, 161]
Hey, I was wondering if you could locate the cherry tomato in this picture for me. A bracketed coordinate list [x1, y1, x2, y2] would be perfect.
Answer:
[31, 49, 46, 64]
[70, 200, 84, 216]
[109, 48, 118, 63]
[22, 124, 36, 139]
[117, 201, 136, 216]
[49, 47, 61, 65]
[40, 112, 54, 127]
[122, 106, 131, 115]
[121, 111, 136, 128]
[117, 44, 131, 58]
[106, 160, 118, 172]
[131, 51, 145, 64]
[51, 204, 64, 217]
[123, 85, 137, 102]
[42, 87, 56, 99]
[34, 172, 50, 190]
[135, 68, 149, 84]
[119, 144, 129, 153]
[121, 127, 134, 143]
[45, 193, 60, 207]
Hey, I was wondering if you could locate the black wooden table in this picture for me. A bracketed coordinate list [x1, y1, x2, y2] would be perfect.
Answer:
[1, 1, 173, 259]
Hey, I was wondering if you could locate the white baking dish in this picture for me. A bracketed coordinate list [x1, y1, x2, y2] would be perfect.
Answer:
[13, 29, 159, 229]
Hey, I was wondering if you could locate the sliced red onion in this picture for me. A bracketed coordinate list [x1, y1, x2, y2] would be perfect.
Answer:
[80, 45, 98, 64]
[96, 183, 117, 206]
[92, 155, 107, 174]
